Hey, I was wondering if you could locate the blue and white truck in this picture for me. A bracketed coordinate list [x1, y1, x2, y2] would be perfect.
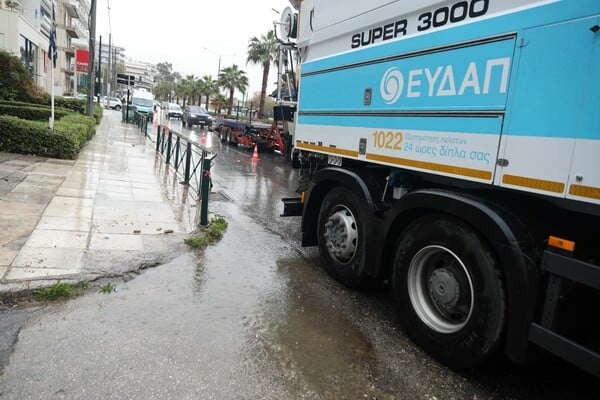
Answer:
[281, 0, 600, 376]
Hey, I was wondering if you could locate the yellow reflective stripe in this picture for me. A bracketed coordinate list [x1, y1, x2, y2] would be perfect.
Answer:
[502, 174, 565, 193]
[296, 142, 359, 158]
[367, 153, 492, 180]
[569, 184, 600, 200]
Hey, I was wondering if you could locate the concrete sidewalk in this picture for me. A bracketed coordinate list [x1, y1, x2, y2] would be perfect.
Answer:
[0, 110, 197, 293]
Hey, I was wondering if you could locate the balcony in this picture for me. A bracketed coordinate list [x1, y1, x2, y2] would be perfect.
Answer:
[62, 64, 75, 75]
[72, 19, 86, 39]
[64, 25, 79, 38]
[64, 2, 78, 19]
[61, 46, 75, 56]
[41, 0, 52, 12]
[41, 14, 51, 36]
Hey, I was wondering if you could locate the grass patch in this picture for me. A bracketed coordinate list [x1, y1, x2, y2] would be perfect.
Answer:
[100, 283, 116, 294]
[185, 217, 228, 249]
[33, 282, 79, 301]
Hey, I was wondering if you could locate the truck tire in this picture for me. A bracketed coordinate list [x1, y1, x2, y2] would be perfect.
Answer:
[224, 128, 233, 144]
[317, 186, 367, 288]
[392, 215, 506, 370]
[291, 146, 301, 168]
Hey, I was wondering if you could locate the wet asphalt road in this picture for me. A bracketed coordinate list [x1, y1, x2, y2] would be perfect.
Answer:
[0, 120, 597, 399]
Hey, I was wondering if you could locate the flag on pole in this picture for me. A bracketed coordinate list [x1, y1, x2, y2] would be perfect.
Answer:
[48, 3, 57, 68]
[48, 2, 57, 129]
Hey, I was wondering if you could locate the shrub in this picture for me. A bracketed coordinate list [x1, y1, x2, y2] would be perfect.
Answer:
[61, 113, 96, 139]
[40, 96, 86, 113]
[0, 50, 46, 103]
[0, 103, 72, 121]
[93, 102, 103, 124]
[0, 115, 87, 159]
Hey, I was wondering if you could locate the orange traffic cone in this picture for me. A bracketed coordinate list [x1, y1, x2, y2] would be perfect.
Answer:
[251, 144, 259, 161]
[201, 131, 207, 144]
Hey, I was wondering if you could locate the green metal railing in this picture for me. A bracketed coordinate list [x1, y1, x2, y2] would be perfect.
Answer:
[154, 124, 217, 226]
[128, 112, 216, 226]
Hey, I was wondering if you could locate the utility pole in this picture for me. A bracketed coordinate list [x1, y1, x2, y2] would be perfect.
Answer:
[108, 33, 112, 97]
[86, 0, 97, 117]
[98, 34, 102, 102]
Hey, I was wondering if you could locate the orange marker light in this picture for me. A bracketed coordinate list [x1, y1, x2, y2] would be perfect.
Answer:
[548, 236, 575, 252]
[301, 191, 305, 204]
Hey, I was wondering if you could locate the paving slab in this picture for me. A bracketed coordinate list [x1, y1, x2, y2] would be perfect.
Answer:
[0, 110, 197, 293]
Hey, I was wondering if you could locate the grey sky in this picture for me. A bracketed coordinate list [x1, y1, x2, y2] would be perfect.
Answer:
[96, 0, 293, 97]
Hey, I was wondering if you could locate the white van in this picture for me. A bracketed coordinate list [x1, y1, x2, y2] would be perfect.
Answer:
[131, 89, 154, 118]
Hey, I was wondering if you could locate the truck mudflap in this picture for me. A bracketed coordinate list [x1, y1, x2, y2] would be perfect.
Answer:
[528, 250, 600, 378]
[281, 197, 303, 217]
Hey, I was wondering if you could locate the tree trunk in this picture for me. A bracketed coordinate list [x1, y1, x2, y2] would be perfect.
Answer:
[259, 61, 270, 119]
[228, 88, 235, 115]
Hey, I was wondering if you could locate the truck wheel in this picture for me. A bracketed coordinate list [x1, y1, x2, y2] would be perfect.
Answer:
[392, 215, 506, 369]
[223, 127, 232, 144]
[290, 146, 301, 168]
[318, 186, 367, 288]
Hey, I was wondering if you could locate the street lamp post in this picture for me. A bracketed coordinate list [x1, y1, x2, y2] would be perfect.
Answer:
[200, 46, 235, 79]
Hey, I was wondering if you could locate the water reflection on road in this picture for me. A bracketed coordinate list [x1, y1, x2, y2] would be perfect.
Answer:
[0, 116, 597, 399]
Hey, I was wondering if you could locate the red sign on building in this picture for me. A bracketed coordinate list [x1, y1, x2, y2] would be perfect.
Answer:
[75, 49, 89, 73]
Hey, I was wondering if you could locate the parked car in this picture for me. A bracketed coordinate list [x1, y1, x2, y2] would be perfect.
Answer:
[182, 106, 211, 128]
[74, 93, 100, 102]
[163, 102, 183, 119]
[104, 96, 122, 111]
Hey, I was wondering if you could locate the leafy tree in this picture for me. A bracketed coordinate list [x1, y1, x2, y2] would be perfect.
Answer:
[218, 65, 248, 115]
[246, 30, 279, 118]
[156, 61, 175, 84]
[0, 50, 46, 102]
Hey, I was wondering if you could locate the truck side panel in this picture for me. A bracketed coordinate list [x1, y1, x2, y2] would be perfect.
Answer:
[296, 0, 600, 204]
[497, 16, 600, 203]
[297, 36, 514, 183]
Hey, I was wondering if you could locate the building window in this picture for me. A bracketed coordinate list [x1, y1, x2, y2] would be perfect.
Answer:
[19, 35, 38, 76]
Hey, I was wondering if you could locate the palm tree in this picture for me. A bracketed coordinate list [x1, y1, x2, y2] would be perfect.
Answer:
[218, 65, 248, 115]
[179, 74, 199, 106]
[246, 30, 279, 118]
[175, 80, 186, 105]
[211, 93, 228, 115]
[199, 75, 218, 111]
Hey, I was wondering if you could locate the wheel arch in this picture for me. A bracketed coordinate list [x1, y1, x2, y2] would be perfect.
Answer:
[380, 189, 538, 363]
[301, 167, 377, 248]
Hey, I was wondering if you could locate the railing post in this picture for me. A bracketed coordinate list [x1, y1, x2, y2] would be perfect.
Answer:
[199, 151, 212, 226]
[156, 126, 161, 152]
[174, 136, 181, 171]
[161, 127, 167, 153]
[165, 131, 172, 164]
[184, 142, 192, 184]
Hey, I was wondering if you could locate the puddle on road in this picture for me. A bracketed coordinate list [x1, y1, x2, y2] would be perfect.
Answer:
[87, 208, 391, 398]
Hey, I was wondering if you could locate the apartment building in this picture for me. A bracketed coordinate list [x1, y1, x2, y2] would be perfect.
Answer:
[0, 0, 90, 96]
